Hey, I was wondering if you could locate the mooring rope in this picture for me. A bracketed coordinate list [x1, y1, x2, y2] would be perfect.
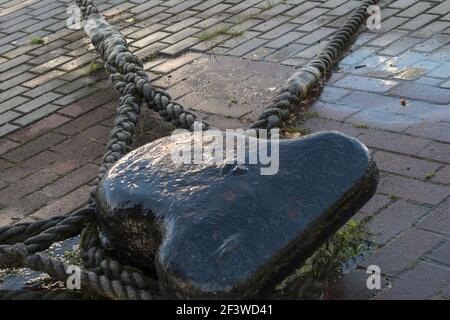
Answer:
[0, 0, 378, 299]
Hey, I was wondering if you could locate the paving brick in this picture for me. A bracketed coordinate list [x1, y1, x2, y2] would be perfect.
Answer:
[368, 30, 407, 47]
[0, 139, 19, 156]
[152, 53, 200, 74]
[392, 83, 450, 104]
[0, 54, 31, 73]
[39, 163, 98, 200]
[283, 1, 316, 17]
[132, 31, 170, 48]
[0, 123, 19, 137]
[259, 23, 298, 39]
[15, 92, 62, 113]
[368, 201, 429, 244]
[419, 198, 450, 235]
[0, 166, 61, 205]
[413, 21, 449, 38]
[419, 142, 450, 163]
[378, 174, 450, 205]
[2, 132, 66, 162]
[374, 151, 441, 179]
[53, 86, 98, 106]
[30, 55, 72, 73]
[362, 228, 442, 276]
[358, 130, 430, 155]
[23, 79, 67, 98]
[389, 0, 418, 9]
[334, 75, 398, 93]
[58, 52, 98, 71]
[0, 96, 30, 114]
[13, 104, 60, 127]
[397, 1, 434, 17]
[57, 89, 117, 117]
[226, 38, 267, 56]
[22, 70, 66, 88]
[8, 113, 71, 143]
[359, 194, 391, 215]
[296, 27, 336, 44]
[264, 31, 304, 49]
[160, 37, 201, 56]
[433, 166, 450, 185]
[405, 122, 450, 143]
[377, 261, 450, 300]
[29, 184, 91, 220]
[0, 110, 21, 126]
[301, 117, 365, 137]
[380, 36, 422, 56]
[428, 0, 450, 15]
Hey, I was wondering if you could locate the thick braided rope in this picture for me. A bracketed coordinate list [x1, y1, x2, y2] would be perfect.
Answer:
[80, 222, 160, 292]
[1, 244, 155, 300]
[0, 215, 67, 245]
[0, 207, 94, 268]
[251, 0, 379, 129]
[79, 0, 209, 132]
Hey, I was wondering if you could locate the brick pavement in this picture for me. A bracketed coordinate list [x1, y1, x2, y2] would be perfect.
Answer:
[0, 0, 450, 299]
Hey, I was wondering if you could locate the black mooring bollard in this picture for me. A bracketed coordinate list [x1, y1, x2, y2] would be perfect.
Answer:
[96, 131, 378, 299]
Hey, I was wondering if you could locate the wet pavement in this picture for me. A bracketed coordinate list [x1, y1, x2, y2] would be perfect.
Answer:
[1, 0, 450, 299]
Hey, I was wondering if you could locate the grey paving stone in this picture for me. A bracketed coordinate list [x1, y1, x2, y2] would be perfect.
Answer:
[264, 31, 304, 49]
[380, 36, 423, 56]
[334, 75, 398, 93]
[368, 200, 429, 244]
[16, 92, 62, 113]
[30, 55, 72, 73]
[362, 228, 441, 276]
[160, 37, 201, 56]
[412, 21, 449, 38]
[13, 104, 60, 127]
[340, 47, 377, 65]
[397, 1, 434, 17]
[377, 261, 450, 300]
[0, 96, 30, 114]
[368, 30, 407, 47]
[0, 123, 19, 137]
[374, 151, 441, 179]
[259, 23, 298, 39]
[23, 79, 67, 98]
[131, 31, 170, 48]
[162, 27, 201, 44]
[378, 174, 450, 205]
[0, 54, 31, 73]
[296, 27, 336, 44]
[391, 83, 450, 104]
[0, 72, 35, 91]
[427, 0, 450, 15]
[0, 86, 28, 104]
[429, 241, 450, 266]
[419, 199, 450, 235]
[359, 128, 430, 155]
[0, 110, 22, 126]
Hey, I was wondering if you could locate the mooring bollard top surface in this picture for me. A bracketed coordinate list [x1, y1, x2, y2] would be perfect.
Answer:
[96, 131, 378, 298]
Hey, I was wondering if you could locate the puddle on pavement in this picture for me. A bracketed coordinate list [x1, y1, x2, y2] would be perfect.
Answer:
[0, 237, 80, 292]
